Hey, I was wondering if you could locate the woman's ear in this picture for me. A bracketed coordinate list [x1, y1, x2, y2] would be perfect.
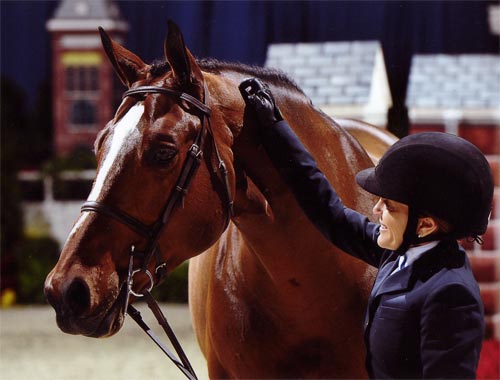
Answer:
[416, 217, 439, 238]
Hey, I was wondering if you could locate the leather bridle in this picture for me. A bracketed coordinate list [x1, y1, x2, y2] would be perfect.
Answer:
[80, 82, 234, 380]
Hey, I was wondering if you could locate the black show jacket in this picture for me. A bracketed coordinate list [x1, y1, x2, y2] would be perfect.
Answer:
[261, 120, 485, 379]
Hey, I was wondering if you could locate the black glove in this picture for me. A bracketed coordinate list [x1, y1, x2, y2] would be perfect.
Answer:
[239, 78, 283, 128]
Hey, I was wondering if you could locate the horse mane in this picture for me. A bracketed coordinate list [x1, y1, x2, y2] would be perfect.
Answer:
[149, 57, 306, 96]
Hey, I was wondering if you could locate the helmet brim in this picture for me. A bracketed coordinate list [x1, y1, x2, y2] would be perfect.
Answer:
[356, 167, 410, 205]
[355, 168, 383, 197]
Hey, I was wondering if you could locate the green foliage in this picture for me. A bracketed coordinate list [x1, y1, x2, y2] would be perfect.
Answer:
[42, 146, 96, 176]
[151, 261, 189, 303]
[14, 236, 60, 304]
[12, 235, 189, 304]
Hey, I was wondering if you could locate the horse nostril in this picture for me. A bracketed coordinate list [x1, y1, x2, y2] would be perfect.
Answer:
[65, 278, 91, 317]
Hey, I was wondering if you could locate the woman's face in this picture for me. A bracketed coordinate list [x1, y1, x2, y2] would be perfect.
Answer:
[373, 198, 409, 250]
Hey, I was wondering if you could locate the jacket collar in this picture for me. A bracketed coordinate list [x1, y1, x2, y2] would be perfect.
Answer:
[375, 239, 464, 296]
[404, 241, 440, 267]
[412, 238, 465, 280]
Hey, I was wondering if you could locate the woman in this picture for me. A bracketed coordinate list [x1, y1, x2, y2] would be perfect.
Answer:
[239, 78, 494, 379]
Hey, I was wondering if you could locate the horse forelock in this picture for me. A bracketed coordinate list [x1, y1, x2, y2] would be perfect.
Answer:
[148, 58, 305, 95]
[149, 60, 171, 78]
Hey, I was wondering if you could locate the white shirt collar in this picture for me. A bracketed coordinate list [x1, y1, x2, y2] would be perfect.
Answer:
[404, 240, 440, 267]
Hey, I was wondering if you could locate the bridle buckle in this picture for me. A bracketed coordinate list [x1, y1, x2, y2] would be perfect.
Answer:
[124, 245, 155, 315]
[188, 143, 203, 161]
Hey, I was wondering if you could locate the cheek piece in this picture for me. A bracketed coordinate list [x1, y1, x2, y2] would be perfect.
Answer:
[395, 207, 419, 255]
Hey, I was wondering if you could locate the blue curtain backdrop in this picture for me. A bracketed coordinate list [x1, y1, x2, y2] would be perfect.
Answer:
[1, 0, 498, 117]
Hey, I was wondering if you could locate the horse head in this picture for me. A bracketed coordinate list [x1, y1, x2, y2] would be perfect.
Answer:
[44, 21, 236, 337]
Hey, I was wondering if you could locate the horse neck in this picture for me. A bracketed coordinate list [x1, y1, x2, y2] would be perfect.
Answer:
[226, 88, 346, 270]
[207, 72, 373, 284]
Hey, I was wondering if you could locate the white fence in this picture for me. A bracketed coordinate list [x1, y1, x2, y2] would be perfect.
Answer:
[19, 170, 95, 246]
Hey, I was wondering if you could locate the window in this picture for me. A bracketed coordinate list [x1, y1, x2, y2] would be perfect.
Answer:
[65, 65, 100, 130]
[70, 99, 96, 125]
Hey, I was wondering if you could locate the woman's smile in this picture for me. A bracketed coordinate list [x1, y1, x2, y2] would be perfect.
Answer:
[373, 198, 409, 250]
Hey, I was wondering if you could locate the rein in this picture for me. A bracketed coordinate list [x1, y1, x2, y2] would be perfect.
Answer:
[80, 83, 234, 380]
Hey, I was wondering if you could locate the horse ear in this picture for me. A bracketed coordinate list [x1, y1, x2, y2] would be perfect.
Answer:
[99, 27, 146, 87]
[164, 20, 203, 86]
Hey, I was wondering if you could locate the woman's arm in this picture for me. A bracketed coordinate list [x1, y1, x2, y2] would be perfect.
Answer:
[261, 119, 383, 267]
[240, 77, 384, 266]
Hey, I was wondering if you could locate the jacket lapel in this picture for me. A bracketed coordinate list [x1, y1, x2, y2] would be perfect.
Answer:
[364, 240, 465, 340]
[375, 265, 413, 296]
[370, 256, 402, 297]
[364, 256, 402, 334]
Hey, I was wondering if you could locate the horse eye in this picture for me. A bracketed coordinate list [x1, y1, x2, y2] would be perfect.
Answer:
[149, 147, 177, 165]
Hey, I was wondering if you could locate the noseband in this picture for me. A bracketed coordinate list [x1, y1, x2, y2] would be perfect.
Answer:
[80, 83, 234, 380]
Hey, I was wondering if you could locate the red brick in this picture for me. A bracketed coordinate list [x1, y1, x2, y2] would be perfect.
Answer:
[469, 253, 500, 282]
[482, 223, 499, 251]
[409, 123, 445, 134]
[480, 283, 500, 315]
[459, 124, 500, 155]
[484, 314, 500, 340]
[492, 190, 500, 220]
[488, 157, 500, 188]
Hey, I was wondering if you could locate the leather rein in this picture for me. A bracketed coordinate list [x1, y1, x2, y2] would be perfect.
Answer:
[80, 83, 234, 380]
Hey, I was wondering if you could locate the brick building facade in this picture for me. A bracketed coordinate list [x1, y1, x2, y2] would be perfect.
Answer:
[46, 0, 127, 156]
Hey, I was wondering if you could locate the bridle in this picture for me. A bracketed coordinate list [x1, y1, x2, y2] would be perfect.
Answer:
[83, 83, 233, 286]
[80, 82, 234, 380]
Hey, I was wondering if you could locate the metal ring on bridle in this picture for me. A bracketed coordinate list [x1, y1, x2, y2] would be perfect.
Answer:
[130, 269, 154, 297]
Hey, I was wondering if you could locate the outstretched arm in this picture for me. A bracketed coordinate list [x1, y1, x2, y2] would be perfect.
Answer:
[239, 78, 383, 267]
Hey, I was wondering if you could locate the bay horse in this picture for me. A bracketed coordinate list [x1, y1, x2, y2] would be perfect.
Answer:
[339, 119, 397, 164]
[45, 21, 387, 379]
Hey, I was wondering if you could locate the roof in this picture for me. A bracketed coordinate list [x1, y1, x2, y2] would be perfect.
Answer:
[53, 0, 120, 20]
[265, 41, 392, 125]
[407, 54, 500, 110]
[47, 0, 128, 32]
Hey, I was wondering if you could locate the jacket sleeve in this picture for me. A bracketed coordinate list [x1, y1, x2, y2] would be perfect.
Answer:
[420, 283, 484, 379]
[261, 120, 384, 267]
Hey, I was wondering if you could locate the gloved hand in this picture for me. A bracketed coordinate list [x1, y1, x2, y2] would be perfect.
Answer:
[239, 78, 283, 128]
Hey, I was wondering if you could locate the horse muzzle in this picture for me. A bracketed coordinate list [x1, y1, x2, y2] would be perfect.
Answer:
[44, 268, 125, 337]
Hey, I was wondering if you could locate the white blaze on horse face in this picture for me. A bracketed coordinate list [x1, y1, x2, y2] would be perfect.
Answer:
[67, 104, 144, 240]
[88, 103, 144, 202]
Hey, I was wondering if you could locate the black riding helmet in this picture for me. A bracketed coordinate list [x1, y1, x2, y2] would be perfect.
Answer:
[356, 132, 494, 245]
